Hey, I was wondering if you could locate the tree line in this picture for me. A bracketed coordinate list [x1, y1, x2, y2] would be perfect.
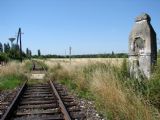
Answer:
[24, 49, 160, 59]
[1, 41, 160, 62]
[0, 42, 32, 62]
[32, 52, 128, 59]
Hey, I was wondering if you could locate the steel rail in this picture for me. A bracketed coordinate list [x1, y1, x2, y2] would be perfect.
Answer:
[1, 80, 28, 120]
[50, 80, 72, 120]
[31, 60, 47, 72]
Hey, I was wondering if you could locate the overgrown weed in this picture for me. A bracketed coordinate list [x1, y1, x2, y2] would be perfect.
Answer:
[47, 59, 160, 120]
[0, 61, 27, 90]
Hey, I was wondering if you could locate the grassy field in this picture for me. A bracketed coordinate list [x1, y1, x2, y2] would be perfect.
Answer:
[1, 58, 160, 120]
[46, 58, 160, 120]
[0, 61, 27, 90]
[45, 58, 124, 67]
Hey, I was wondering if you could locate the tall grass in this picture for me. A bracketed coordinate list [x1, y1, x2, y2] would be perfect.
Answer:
[0, 61, 27, 90]
[48, 59, 160, 120]
[144, 59, 160, 110]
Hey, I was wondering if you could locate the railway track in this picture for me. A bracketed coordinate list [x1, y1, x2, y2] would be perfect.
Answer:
[0, 61, 85, 120]
[0, 90, 18, 118]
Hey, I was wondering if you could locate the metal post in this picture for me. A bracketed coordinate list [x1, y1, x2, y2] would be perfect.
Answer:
[65, 49, 66, 58]
[69, 46, 71, 64]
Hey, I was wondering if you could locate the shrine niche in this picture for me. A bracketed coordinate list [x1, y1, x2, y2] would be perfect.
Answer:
[133, 37, 145, 55]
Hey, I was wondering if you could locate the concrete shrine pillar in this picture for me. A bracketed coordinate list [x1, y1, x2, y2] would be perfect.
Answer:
[129, 13, 157, 79]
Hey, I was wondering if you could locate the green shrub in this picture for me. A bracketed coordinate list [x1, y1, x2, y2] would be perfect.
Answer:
[120, 58, 129, 78]
[0, 74, 27, 90]
[144, 59, 160, 109]
[0, 53, 9, 62]
[24, 60, 33, 71]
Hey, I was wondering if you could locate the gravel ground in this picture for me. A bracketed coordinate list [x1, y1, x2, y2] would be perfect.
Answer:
[59, 84, 107, 120]
[0, 86, 106, 120]
[0, 88, 19, 118]
[78, 98, 106, 120]
[0, 90, 14, 101]
[0, 88, 19, 105]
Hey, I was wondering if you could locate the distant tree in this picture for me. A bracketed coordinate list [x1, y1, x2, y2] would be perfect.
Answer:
[8, 49, 20, 59]
[26, 48, 32, 59]
[4, 43, 10, 53]
[26, 48, 29, 56]
[7, 43, 10, 51]
[111, 51, 115, 57]
[0, 52, 9, 62]
[12, 44, 19, 51]
[112, 51, 114, 55]
[38, 49, 41, 56]
[4, 44, 7, 53]
[29, 50, 32, 57]
[0, 42, 3, 52]
[7, 43, 21, 59]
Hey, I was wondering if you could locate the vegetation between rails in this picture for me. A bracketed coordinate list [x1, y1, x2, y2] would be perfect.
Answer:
[48, 58, 160, 120]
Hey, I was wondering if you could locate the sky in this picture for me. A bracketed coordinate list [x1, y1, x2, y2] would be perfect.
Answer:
[0, 0, 160, 55]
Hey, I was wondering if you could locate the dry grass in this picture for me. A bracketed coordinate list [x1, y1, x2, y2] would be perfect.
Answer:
[0, 61, 24, 76]
[90, 70, 159, 120]
[0, 61, 27, 90]
[46, 58, 160, 120]
[45, 58, 124, 67]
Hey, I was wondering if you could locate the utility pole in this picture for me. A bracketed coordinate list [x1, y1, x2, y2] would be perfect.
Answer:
[20, 28, 22, 63]
[69, 46, 72, 64]
[65, 49, 66, 58]
[17, 28, 24, 63]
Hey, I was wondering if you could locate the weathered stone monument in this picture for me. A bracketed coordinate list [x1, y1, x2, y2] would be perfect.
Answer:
[129, 13, 157, 79]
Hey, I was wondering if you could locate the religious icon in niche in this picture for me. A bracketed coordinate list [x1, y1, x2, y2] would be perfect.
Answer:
[133, 37, 145, 54]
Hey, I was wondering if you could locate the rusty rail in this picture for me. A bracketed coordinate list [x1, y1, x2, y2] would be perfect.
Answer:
[1, 80, 28, 120]
[50, 80, 72, 120]
[1, 61, 84, 120]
